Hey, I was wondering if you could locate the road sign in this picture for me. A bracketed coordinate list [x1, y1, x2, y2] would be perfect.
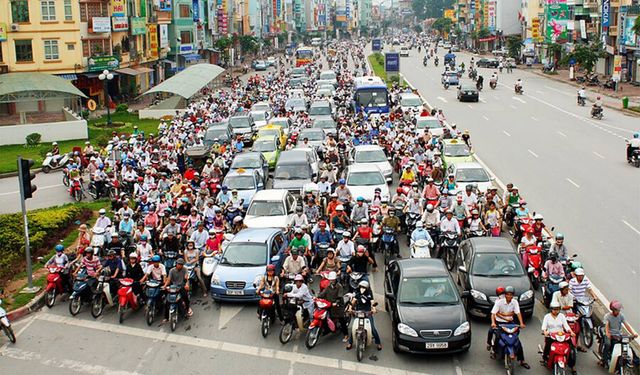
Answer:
[385, 52, 399, 73]
[372, 39, 381, 51]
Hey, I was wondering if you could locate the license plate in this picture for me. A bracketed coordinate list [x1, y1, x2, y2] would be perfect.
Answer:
[226, 290, 244, 296]
[425, 342, 448, 349]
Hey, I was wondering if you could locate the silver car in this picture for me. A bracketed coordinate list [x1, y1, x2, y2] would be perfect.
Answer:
[350, 145, 393, 183]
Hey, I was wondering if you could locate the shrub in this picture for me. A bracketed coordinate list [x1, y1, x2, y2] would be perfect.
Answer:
[25, 133, 41, 146]
[81, 109, 90, 119]
[115, 104, 129, 113]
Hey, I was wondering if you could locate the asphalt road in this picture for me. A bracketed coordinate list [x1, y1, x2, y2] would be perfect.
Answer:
[393, 48, 640, 326]
[0, 244, 605, 375]
[0, 170, 71, 214]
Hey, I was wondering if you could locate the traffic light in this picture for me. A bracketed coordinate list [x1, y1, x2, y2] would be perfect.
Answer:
[18, 157, 37, 199]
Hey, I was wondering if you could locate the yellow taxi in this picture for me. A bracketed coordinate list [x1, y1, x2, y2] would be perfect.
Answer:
[256, 125, 287, 150]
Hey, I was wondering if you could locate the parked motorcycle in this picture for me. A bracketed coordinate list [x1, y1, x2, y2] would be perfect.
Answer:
[42, 152, 71, 174]
[117, 278, 140, 324]
[0, 299, 16, 343]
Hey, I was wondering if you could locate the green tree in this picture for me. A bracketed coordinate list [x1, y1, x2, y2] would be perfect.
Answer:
[412, 0, 455, 20]
[414, 24, 423, 34]
[564, 42, 605, 73]
[506, 35, 523, 59]
[432, 17, 452, 35]
[239, 35, 259, 55]
[632, 16, 640, 36]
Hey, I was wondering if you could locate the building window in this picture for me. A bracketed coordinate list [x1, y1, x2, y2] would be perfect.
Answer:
[64, 0, 73, 20]
[67, 43, 75, 51]
[41, 0, 57, 21]
[179, 4, 190, 18]
[180, 31, 192, 44]
[15, 40, 33, 62]
[11, 0, 30, 23]
[44, 40, 60, 60]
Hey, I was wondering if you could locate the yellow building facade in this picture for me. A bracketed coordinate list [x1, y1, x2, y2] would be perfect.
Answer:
[0, 0, 83, 74]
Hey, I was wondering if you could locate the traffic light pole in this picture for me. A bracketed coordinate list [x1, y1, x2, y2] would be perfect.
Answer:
[17, 156, 38, 293]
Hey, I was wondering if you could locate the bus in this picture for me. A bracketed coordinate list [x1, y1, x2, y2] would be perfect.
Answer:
[352, 76, 390, 115]
[295, 47, 314, 67]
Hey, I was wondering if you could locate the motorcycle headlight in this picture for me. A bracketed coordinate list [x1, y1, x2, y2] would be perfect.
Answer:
[397, 323, 419, 338]
[470, 289, 488, 301]
[253, 274, 263, 287]
[454, 321, 470, 336]
[520, 290, 534, 301]
[211, 275, 221, 286]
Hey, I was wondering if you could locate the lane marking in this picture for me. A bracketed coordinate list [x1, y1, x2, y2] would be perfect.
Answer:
[512, 96, 526, 104]
[34, 313, 429, 375]
[544, 85, 573, 97]
[557, 131, 568, 138]
[527, 149, 539, 158]
[479, 98, 487, 103]
[502, 130, 511, 137]
[622, 220, 640, 236]
[509, 104, 517, 109]
[531, 116, 539, 121]
[482, 115, 490, 121]
[0, 183, 64, 197]
[218, 304, 244, 330]
[437, 96, 448, 103]
[467, 104, 473, 109]
[592, 151, 605, 159]
[566, 178, 580, 188]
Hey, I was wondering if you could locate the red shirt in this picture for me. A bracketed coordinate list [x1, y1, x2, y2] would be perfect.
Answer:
[357, 227, 373, 240]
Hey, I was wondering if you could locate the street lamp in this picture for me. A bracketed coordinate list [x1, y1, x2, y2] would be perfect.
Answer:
[98, 69, 114, 126]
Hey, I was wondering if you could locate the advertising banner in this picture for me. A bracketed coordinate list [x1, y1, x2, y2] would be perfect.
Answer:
[112, 16, 129, 31]
[88, 56, 120, 72]
[159, 0, 172, 11]
[160, 24, 169, 48]
[111, 0, 126, 17]
[612, 55, 622, 80]
[0, 23, 8, 42]
[92, 17, 111, 33]
[545, 0, 569, 43]
[488, 1, 496, 32]
[148, 24, 159, 58]
[385, 52, 400, 73]
[622, 16, 638, 47]
[131, 17, 147, 35]
[602, 0, 610, 28]
[372, 39, 381, 51]
[193, 0, 200, 22]
[531, 18, 540, 39]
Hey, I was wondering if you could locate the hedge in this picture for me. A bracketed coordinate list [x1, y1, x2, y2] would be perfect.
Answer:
[0, 205, 82, 281]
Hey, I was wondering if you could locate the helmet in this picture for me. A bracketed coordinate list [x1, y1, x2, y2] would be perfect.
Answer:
[471, 209, 479, 215]
[296, 206, 303, 212]
[358, 280, 370, 289]
[374, 188, 381, 193]
[609, 300, 623, 311]
[496, 286, 505, 296]
[426, 204, 434, 212]
[99, 208, 106, 215]
[266, 264, 276, 272]
[107, 249, 116, 256]
[634, 133, 640, 139]
[339, 179, 346, 184]
[327, 271, 337, 281]
[505, 286, 515, 295]
[294, 274, 304, 281]
[140, 235, 148, 241]
[55, 244, 64, 252]
[549, 251, 558, 261]
[129, 252, 138, 259]
[357, 196, 365, 202]
[233, 216, 243, 224]
[151, 255, 161, 262]
[534, 213, 544, 220]
[556, 233, 564, 240]
[290, 248, 299, 255]
[336, 205, 344, 211]
[360, 218, 368, 224]
[416, 221, 424, 227]
[559, 281, 569, 289]
[343, 231, 351, 237]
[356, 245, 366, 253]
[294, 227, 303, 234]
[550, 301, 561, 309]
[319, 220, 327, 228]
[283, 284, 293, 293]
[465, 185, 473, 191]
[396, 187, 403, 194]
[574, 268, 585, 276]
[176, 258, 186, 265]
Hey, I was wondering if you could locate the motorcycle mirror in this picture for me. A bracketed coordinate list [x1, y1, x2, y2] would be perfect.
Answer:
[572, 254, 578, 258]
[550, 226, 555, 232]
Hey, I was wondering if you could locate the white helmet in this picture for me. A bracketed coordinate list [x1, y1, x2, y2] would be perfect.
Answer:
[550, 301, 561, 309]
[416, 221, 424, 227]
[327, 271, 337, 281]
[358, 280, 370, 289]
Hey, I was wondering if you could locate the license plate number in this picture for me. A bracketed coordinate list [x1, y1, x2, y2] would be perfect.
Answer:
[425, 342, 448, 349]
[226, 290, 244, 296]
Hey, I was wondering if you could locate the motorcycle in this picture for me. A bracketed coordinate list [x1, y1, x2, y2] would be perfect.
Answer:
[434, 58, 439, 67]
[0, 299, 16, 343]
[515, 85, 524, 95]
[279, 296, 306, 344]
[91, 268, 115, 318]
[629, 149, 640, 168]
[410, 239, 432, 259]
[575, 297, 594, 348]
[45, 265, 66, 308]
[201, 249, 217, 291]
[351, 308, 376, 362]
[381, 226, 398, 265]
[70, 178, 84, 202]
[440, 231, 460, 271]
[539, 331, 572, 375]
[423, 57, 428, 67]
[594, 328, 636, 375]
[163, 250, 179, 271]
[348, 272, 365, 293]
[90, 226, 108, 255]
[144, 279, 163, 326]
[489, 324, 522, 375]
[405, 212, 421, 242]
[525, 245, 543, 290]
[166, 284, 186, 332]
[577, 96, 586, 106]
[305, 298, 338, 349]
[591, 106, 604, 120]
[68, 268, 94, 316]
[117, 277, 140, 324]
[443, 81, 450, 90]
[490, 80, 497, 90]
[258, 289, 276, 338]
[543, 274, 564, 308]
[42, 152, 71, 174]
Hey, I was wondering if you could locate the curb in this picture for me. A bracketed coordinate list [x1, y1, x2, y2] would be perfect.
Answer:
[6, 291, 46, 321]
[0, 168, 43, 179]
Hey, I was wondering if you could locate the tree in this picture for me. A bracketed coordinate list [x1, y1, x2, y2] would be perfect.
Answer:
[432, 17, 452, 35]
[414, 24, 423, 34]
[239, 35, 259, 55]
[632, 16, 640, 36]
[564, 42, 605, 73]
[506, 36, 523, 59]
[412, 0, 455, 20]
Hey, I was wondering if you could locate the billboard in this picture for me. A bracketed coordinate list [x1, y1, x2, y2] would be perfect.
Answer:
[602, 0, 610, 28]
[0, 23, 8, 42]
[385, 52, 399, 73]
[622, 15, 638, 47]
[372, 39, 381, 51]
[111, 0, 126, 17]
[545, 0, 569, 43]
[131, 17, 147, 35]
[148, 24, 159, 58]
[158, 0, 171, 11]
[92, 17, 111, 33]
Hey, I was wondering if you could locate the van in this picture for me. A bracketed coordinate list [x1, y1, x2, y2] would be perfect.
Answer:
[273, 150, 315, 196]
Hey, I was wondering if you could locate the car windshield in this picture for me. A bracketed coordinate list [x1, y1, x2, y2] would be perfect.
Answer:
[250, 112, 266, 122]
[252, 104, 270, 112]
[300, 131, 324, 141]
[456, 168, 490, 182]
[258, 129, 279, 138]
[286, 99, 305, 109]
[416, 119, 441, 130]
[444, 143, 471, 157]
[460, 85, 476, 91]
[224, 175, 256, 190]
[399, 277, 459, 305]
[320, 72, 336, 80]
[347, 171, 385, 186]
[309, 105, 331, 116]
[317, 90, 331, 97]
[292, 67, 306, 75]
[252, 139, 276, 152]
[270, 119, 289, 129]
[232, 157, 262, 169]
[275, 164, 311, 180]
[401, 97, 422, 107]
[313, 119, 336, 129]
[247, 200, 286, 216]
[229, 117, 251, 128]
[471, 253, 525, 276]
[355, 149, 387, 163]
[204, 129, 229, 144]
[219, 243, 266, 267]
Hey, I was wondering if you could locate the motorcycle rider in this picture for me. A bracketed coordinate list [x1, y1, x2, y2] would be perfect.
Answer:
[541, 301, 576, 372]
[543, 251, 565, 280]
[256, 264, 283, 321]
[569, 268, 598, 353]
[600, 300, 638, 367]
[350, 197, 369, 223]
[514, 78, 523, 93]
[289, 206, 309, 228]
[381, 210, 401, 255]
[347, 246, 373, 280]
[489, 72, 498, 88]
[410, 221, 434, 248]
[551, 281, 574, 314]
[281, 248, 309, 280]
[141, 255, 167, 284]
[345, 280, 382, 351]
[124, 252, 145, 297]
[490, 286, 530, 369]
[592, 96, 603, 116]
[466, 209, 486, 235]
[284, 274, 314, 317]
[163, 258, 193, 320]
[486, 286, 505, 351]
[183, 240, 207, 296]
[626, 133, 640, 162]
[577, 86, 587, 105]
[102, 249, 124, 295]
[331, 205, 351, 232]
[317, 271, 349, 342]
[336, 231, 355, 258]
[440, 209, 461, 236]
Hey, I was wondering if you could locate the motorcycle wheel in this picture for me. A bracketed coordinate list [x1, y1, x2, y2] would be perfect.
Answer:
[42, 166, 51, 174]
[170, 311, 177, 332]
[261, 314, 270, 338]
[45, 289, 56, 308]
[581, 321, 593, 348]
[2, 325, 16, 344]
[305, 327, 319, 349]
[109, 188, 117, 200]
[118, 305, 126, 324]
[69, 297, 81, 316]
[446, 248, 456, 271]
[505, 355, 515, 375]
[145, 304, 155, 326]
[356, 333, 365, 362]
[553, 363, 565, 375]
[531, 276, 540, 291]
[90, 295, 104, 318]
[87, 187, 97, 200]
[279, 322, 293, 344]
[74, 189, 83, 202]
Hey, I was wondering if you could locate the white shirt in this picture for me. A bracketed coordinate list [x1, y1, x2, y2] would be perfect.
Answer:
[440, 217, 461, 235]
[541, 312, 570, 333]
[336, 240, 355, 258]
[491, 297, 521, 323]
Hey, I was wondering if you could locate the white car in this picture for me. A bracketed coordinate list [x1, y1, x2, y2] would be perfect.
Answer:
[415, 116, 445, 137]
[350, 145, 393, 183]
[400, 46, 410, 57]
[244, 190, 297, 229]
[399, 93, 423, 113]
[446, 162, 494, 195]
[250, 111, 269, 128]
[345, 164, 390, 203]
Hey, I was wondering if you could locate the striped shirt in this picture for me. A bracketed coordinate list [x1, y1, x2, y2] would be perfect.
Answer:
[569, 276, 591, 300]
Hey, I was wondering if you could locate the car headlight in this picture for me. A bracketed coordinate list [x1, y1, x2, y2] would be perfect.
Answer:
[470, 289, 488, 301]
[520, 290, 534, 301]
[397, 323, 418, 338]
[211, 275, 221, 286]
[453, 321, 470, 336]
[253, 274, 263, 287]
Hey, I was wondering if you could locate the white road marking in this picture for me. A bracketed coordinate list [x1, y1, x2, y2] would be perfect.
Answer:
[512, 96, 527, 104]
[35, 313, 429, 375]
[557, 131, 568, 138]
[483, 115, 490, 121]
[510, 104, 518, 109]
[531, 116, 539, 121]
[479, 98, 487, 103]
[0, 315, 35, 352]
[218, 304, 244, 330]
[592, 151, 605, 159]
[467, 104, 473, 109]
[566, 178, 580, 188]
[536, 90, 544, 94]
[544, 85, 573, 96]
[437, 96, 448, 103]
[502, 130, 511, 137]
[0, 183, 64, 197]
[527, 149, 539, 158]
[622, 220, 640, 236]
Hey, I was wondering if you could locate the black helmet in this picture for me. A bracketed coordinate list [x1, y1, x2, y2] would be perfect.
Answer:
[549, 252, 558, 262]
[283, 284, 293, 293]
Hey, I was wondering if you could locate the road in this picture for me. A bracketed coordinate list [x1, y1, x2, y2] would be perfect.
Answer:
[393, 48, 640, 325]
[0, 245, 604, 375]
[0, 170, 70, 214]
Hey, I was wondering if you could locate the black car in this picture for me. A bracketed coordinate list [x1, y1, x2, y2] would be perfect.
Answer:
[385, 259, 472, 354]
[456, 237, 534, 318]
[457, 84, 479, 102]
[476, 58, 499, 68]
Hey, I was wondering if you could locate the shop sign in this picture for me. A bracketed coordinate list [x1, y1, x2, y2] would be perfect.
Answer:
[88, 55, 120, 72]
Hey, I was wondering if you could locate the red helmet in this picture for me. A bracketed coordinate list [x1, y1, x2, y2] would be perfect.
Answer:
[137, 176, 144, 182]
[318, 220, 327, 228]
[266, 264, 276, 272]
[496, 286, 505, 296]
[396, 187, 403, 194]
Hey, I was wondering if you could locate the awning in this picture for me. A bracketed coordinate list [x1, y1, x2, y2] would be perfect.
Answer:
[144, 64, 224, 99]
[57, 74, 78, 81]
[80, 72, 119, 78]
[181, 53, 203, 62]
[136, 67, 154, 74]
[116, 67, 153, 76]
[0, 72, 88, 103]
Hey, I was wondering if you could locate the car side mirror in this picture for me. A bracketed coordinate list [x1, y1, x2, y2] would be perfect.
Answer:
[458, 265, 467, 273]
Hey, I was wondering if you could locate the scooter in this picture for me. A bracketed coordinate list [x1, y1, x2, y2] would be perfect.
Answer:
[0, 299, 16, 343]
[166, 284, 186, 332]
[594, 328, 636, 374]
[279, 294, 306, 344]
[42, 152, 71, 174]
[539, 331, 572, 375]
[405, 212, 421, 242]
[348, 272, 366, 293]
[90, 226, 108, 254]
[576, 297, 594, 348]
[144, 279, 163, 326]
[543, 274, 564, 308]
[440, 231, 460, 271]
[45, 265, 66, 308]
[628, 148, 640, 168]
[515, 85, 524, 95]
[70, 177, 84, 202]
[591, 106, 604, 120]
[117, 278, 140, 324]
[201, 249, 217, 291]
[381, 226, 398, 265]
[352, 308, 376, 362]
[68, 268, 94, 316]
[258, 289, 276, 338]
[163, 250, 179, 271]
[525, 245, 543, 290]
[410, 239, 432, 259]
[490, 323, 522, 375]
[90, 268, 116, 318]
[305, 298, 338, 349]
[577, 96, 586, 106]
[490, 80, 497, 89]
